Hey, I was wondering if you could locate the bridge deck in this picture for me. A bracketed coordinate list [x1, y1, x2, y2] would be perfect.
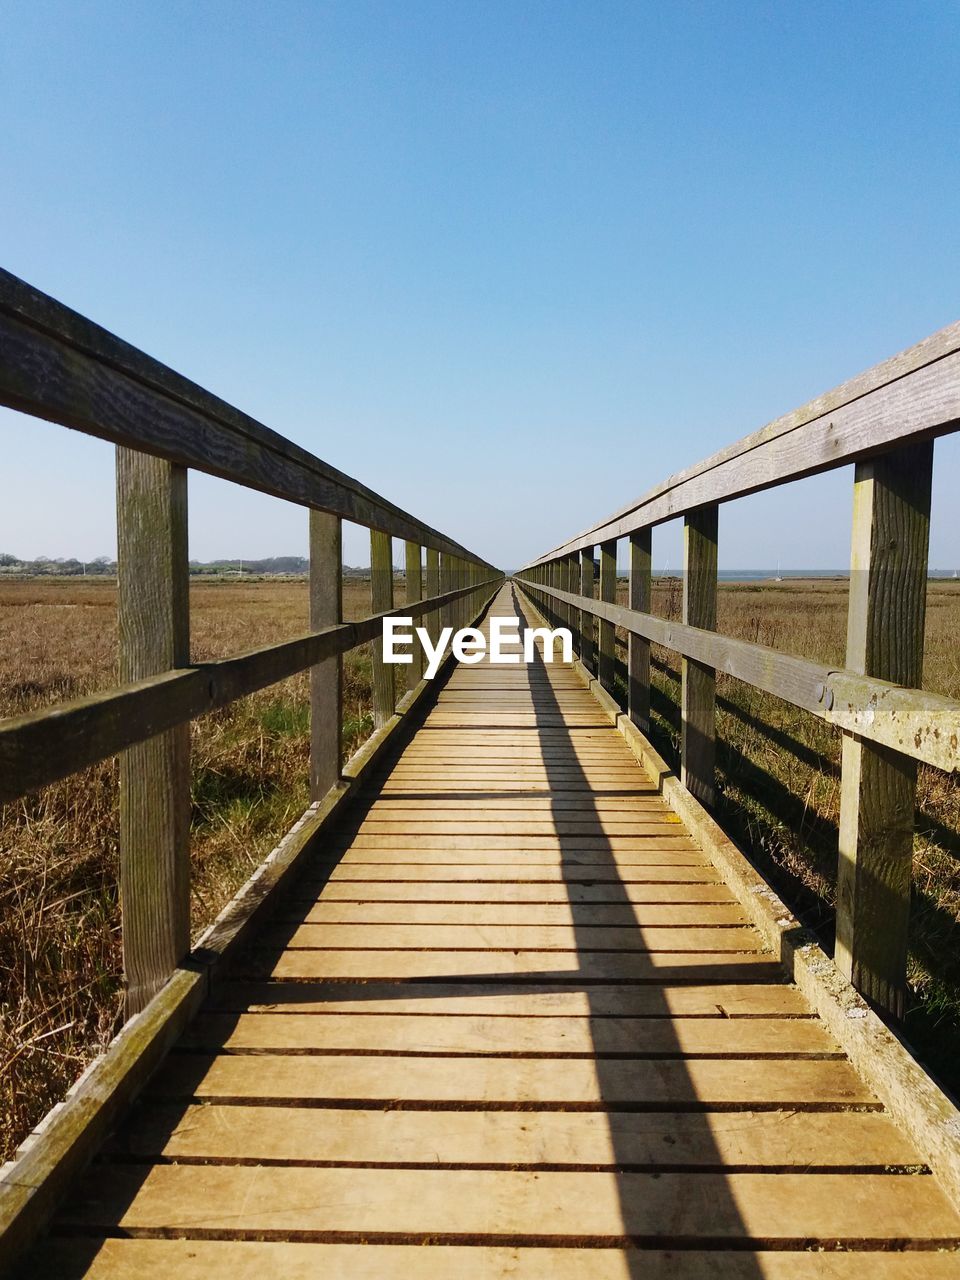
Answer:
[26, 587, 960, 1275]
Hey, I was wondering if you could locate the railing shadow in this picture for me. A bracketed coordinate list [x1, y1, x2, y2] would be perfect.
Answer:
[512, 585, 763, 1265]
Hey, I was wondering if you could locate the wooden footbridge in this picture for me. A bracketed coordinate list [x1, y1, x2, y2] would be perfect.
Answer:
[2, 270, 960, 1275]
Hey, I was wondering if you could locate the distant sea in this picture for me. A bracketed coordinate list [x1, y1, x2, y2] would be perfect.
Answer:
[639, 569, 960, 581]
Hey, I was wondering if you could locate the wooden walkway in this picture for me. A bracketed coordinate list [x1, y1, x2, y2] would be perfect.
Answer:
[25, 586, 960, 1276]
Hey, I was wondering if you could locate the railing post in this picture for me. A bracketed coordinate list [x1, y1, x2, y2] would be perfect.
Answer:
[566, 554, 580, 656]
[425, 547, 440, 647]
[835, 441, 933, 1018]
[370, 529, 395, 727]
[579, 548, 596, 673]
[629, 528, 652, 733]
[117, 449, 190, 1017]
[405, 540, 424, 685]
[440, 552, 454, 634]
[555, 558, 567, 636]
[598, 539, 617, 693]
[681, 506, 718, 808]
[310, 511, 342, 798]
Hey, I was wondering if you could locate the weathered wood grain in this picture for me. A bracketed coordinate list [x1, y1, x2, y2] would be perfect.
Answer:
[424, 546, 440, 647]
[404, 541, 425, 684]
[0, 270, 495, 566]
[370, 530, 396, 728]
[628, 528, 652, 732]
[116, 449, 190, 1017]
[29, 1240, 960, 1279]
[579, 547, 596, 673]
[309, 510, 342, 799]
[598, 539, 617, 693]
[835, 441, 934, 1017]
[523, 320, 960, 562]
[681, 507, 718, 809]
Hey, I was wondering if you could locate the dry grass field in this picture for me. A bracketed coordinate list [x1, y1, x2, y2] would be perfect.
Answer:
[2, 575, 959, 1163]
[0, 576, 388, 1161]
[611, 577, 960, 1094]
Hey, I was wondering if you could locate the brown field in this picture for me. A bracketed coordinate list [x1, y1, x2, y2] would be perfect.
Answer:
[0, 575, 393, 1161]
[1, 575, 959, 1163]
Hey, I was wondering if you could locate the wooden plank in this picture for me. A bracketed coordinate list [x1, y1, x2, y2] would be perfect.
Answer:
[835, 441, 934, 1017]
[26, 1239, 960, 1279]
[178, 1011, 829, 1056]
[330, 853, 706, 870]
[343, 827, 692, 844]
[374, 781, 660, 793]
[521, 318, 960, 562]
[309, 881, 734, 903]
[362, 797, 670, 811]
[350, 825, 691, 840]
[0, 269, 495, 565]
[111, 1103, 912, 1168]
[58, 1166, 960, 1241]
[207, 979, 812, 1017]
[384, 766, 647, 777]
[0, 577, 494, 805]
[370, 529, 396, 727]
[263, 923, 761, 953]
[628, 528, 652, 732]
[292, 902, 748, 925]
[331, 847, 704, 865]
[309, 510, 342, 798]
[598, 539, 617, 692]
[318, 865, 721, 883]
[265, 951, 773, 981]
[351, 818, 684, 834]
[681, 506, 717, 809]
[149, 1052, 871, 1106]
[116, 448, 190, 1017]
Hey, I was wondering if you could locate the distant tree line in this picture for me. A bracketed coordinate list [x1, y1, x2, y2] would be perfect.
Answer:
[0, 554, 115, 576]
[0, 554, 375, 578]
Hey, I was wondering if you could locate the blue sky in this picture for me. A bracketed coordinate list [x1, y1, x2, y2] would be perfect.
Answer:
[2, 0, 958, 570]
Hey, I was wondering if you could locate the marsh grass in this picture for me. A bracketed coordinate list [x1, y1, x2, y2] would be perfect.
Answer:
[0, 576, 376, 1159]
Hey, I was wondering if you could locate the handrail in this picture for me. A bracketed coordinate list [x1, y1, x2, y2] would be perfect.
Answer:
[515, 318, 960, 1024]
[0, 576, 499, 804]
[0, 268, 496, 567]
[0, 267, 503, 1023]
[522, 578, 960, 774]
[522, 318, 960, 565]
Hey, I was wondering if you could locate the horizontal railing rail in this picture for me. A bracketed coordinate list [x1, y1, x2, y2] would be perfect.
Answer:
[516, 320, 960, 1022]
[0, 268, 496, 566]
[524, 319, 960, 563]
[0, 577, 497, 804]
[520, 579, 960, 774]
[0, 267, 503, 1023]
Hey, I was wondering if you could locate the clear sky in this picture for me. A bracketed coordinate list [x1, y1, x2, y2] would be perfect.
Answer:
[2, 0, 958, 571]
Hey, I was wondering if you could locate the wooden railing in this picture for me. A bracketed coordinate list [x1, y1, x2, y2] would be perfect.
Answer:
[0, 268, 501, 1015]
[516, 320, 960, 1019]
